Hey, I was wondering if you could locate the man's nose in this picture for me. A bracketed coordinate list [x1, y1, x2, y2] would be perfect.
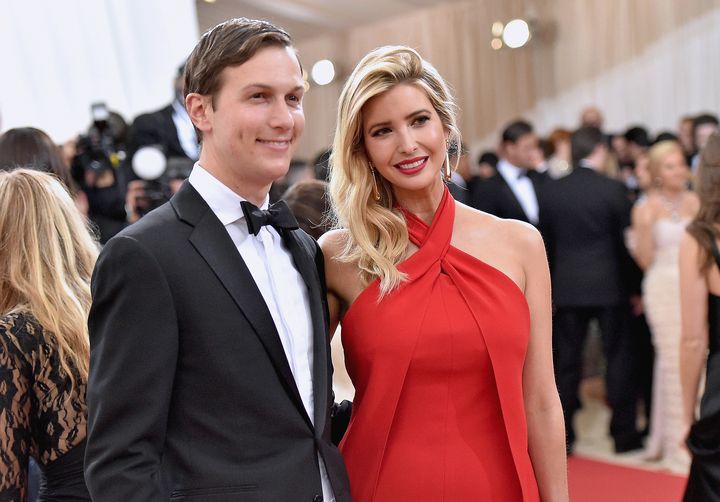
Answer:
[269, 100, 294, 129]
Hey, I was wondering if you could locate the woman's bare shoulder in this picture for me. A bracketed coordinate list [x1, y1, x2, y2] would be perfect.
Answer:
[319, 229, 350, 260]
[632, 194, 658, 223]
[455, 202, 542, 251]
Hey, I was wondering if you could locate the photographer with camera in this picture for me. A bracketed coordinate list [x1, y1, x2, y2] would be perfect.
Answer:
[123, 63, 198, 222]
[71, 103, 129, 243]
[124, 146, 194, 222]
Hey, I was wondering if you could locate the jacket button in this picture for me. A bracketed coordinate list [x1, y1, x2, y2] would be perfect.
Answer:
[313, 496, 323, 502]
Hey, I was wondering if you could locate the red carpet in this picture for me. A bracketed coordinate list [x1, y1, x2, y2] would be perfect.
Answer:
[568, 456, 688, 502]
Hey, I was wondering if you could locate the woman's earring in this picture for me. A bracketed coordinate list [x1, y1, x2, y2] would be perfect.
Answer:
[444, 138, 452, 180]
[369, 162, 381, 201]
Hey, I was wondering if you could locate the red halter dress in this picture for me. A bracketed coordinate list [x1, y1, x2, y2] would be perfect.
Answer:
[339, 188, 540, 501]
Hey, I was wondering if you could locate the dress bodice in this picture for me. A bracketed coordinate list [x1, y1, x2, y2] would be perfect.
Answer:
[339, 188, 539, 501]
[651, 218, 689, 268]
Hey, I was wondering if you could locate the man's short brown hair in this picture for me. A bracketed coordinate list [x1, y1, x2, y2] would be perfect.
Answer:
[184, 18, 297, 140]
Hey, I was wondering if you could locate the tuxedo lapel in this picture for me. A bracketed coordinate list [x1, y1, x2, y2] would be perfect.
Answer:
[282, 230, 329, 435]
[497, 173, 530, 222]
[171, 183, 312, 428]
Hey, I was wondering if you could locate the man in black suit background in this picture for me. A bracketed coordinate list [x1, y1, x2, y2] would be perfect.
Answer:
[469, 119, 545, 226]
[85, 18, 351, 501]
[123, 63, 199, 185]
[542, 126, 642, 455]
[120, 64, 201, 222]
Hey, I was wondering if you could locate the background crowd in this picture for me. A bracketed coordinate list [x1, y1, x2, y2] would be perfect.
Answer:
[0, 35, 719, 498]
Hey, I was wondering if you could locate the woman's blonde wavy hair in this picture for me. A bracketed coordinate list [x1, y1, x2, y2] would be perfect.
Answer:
[0, 169, 99, 389]
[329, 45, 460, 296]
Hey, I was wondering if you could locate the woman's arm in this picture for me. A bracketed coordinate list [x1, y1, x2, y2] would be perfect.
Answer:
[678, 232, 709, 429]
[520, 226, 569, 502]
[319, 230, 348, 337]
[630, 200, 656, 270]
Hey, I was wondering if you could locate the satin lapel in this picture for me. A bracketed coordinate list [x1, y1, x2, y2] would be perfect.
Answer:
[283, 230, 329, 434]
[180, 195, 311, 428]
[499, 175, 531, 223]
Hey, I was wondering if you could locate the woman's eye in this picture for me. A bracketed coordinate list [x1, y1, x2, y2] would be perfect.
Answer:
[371, 127, 391, 137]
[413, 115, 430, 126]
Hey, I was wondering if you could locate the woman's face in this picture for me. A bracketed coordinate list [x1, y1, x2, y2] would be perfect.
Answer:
[361, 83, 447, 197]
[656, 149, 689, 191]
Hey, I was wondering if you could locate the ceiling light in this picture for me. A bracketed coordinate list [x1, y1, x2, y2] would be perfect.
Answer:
[311, 59, 335, 86]
[491, 22, 504, 38]
[502, 19, 531, 49]
[491, 38, 503, 50]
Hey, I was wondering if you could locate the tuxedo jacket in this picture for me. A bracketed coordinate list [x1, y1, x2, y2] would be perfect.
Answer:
[468, 170, 547, 226]
[85, 181, 351, 501]
[540, 166, 633, 307]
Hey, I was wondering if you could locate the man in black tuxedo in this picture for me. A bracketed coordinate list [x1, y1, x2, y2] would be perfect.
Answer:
[85, 18, 351, 501]
[469, 120, 545, 226]
[122, 64, 199, 188]
[542, 126, 642, 454]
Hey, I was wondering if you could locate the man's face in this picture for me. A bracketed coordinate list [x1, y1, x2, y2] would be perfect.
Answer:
[504, 133, 538, 169]
[679, 119, 694, 153]
[200, 45, 306, 194]
[595, 143, 609, 167]
[696, 123, 719, 151]
[581, 107, 604, 129]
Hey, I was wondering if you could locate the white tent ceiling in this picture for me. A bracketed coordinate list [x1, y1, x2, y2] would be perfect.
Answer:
[196, 0, 465, 41]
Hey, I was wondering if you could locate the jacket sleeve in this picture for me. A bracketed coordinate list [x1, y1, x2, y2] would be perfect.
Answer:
[84, 235, 178, 501]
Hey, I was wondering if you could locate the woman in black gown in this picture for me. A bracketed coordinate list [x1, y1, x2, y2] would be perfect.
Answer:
[680, 132, 720, 501]
[0, 169, 98, 501]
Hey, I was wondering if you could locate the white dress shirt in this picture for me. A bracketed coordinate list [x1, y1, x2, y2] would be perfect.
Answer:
[188, 164, 334, 501]
[497, 159, 540, 225]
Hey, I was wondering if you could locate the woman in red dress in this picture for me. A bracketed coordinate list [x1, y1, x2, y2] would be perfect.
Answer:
[320, 46, 568, 501]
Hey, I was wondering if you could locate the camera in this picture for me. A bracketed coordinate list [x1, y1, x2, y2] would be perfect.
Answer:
[130, 146, 193, 216]
[72, 102, 125, 185]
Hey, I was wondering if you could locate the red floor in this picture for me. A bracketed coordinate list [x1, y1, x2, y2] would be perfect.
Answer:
[568, 456, 688, 502]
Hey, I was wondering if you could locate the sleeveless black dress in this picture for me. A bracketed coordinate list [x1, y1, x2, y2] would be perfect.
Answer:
[684, 240, 720, 501]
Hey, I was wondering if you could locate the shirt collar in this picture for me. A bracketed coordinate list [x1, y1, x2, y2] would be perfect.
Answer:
[188, 163, 269, 226]
[578, 159, 599, 171]
[498, 159, 523, 181]
[171, 99, 190, 122]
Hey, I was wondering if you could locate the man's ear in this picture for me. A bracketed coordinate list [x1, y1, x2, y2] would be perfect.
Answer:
[186, 93, 212, 135]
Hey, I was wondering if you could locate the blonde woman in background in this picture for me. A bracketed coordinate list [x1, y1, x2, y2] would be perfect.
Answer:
[679, 133, 720, 501]
[321, 46, 567, 502]
[630, 140, 698, 469]
[0, 169, 98, 500]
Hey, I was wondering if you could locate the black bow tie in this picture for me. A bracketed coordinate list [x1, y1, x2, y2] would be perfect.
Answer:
[240, 200, 299, 236]
[518, 169, 538, 180]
